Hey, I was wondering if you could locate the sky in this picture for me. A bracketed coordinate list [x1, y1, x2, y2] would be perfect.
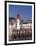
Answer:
[9, 5, 32, 20]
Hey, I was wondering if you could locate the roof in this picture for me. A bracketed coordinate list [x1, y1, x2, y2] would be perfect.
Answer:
[21, 20, 32, 24]
[9, 17, 15, 22]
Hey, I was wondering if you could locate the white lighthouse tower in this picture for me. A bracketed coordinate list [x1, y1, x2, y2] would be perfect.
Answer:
[16, 14, 20, 30]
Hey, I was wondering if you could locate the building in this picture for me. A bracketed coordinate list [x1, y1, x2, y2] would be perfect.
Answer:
[9, 17, 16, 29]
[9, 14, 32, 30]
[21, 20, 32, 29]
[9, 17, 16, 37]
[16, 14, 20, 30]
[9, 14, 32, 38]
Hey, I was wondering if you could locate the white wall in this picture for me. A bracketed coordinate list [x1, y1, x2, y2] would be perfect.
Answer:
[5, 0, 35, 2]
[22, 23, 32, 28]
[35, 2, 36, 43]
[16, 19, 20, 30]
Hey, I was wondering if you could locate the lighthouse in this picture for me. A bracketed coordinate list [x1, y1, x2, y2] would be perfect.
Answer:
[16, 14, 20, 30]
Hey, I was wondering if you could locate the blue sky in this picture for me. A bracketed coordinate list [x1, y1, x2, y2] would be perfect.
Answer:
[9, 5, 32, 20]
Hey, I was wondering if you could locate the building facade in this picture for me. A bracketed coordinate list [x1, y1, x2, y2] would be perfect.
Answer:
[9, 14, 32, 38]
